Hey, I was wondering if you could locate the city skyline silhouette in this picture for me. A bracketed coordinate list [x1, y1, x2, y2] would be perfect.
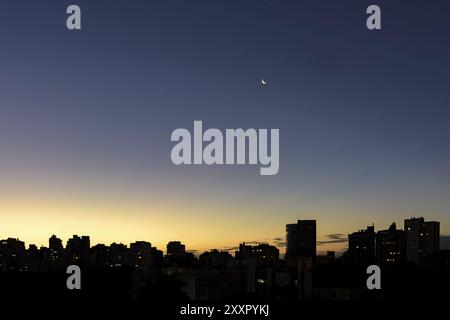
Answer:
[1, 216, 444, 258]
[1, 212, 450, 255]
[1, 216, 448, 310]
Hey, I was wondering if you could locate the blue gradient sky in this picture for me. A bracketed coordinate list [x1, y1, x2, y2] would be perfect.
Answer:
[0, 0, 449, 253]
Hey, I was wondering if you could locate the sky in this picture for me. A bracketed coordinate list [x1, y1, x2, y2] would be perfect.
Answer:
[0, 0, 449, 254]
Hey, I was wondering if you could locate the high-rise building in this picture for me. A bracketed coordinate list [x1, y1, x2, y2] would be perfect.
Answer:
[49, 235, 63, 252]
[285, 220, 316, 267]
[405, 217, 440, 266]
[235, 243, 279, 263]
[66, 235, 90, 264]
[110, 243, 130, 267]
[0, 238, 26, 272]
[166, 241, 187, 262]
[376, 223, 406, 265]
[89, 244, 110, 268]
[48, 235, 64, 270]
[25, 244, 40, 272]
[130, 241, 152, 272]
[348, 225, 376, 265]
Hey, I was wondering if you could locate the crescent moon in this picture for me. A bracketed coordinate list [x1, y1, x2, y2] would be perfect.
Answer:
[261, 79, 267, 85]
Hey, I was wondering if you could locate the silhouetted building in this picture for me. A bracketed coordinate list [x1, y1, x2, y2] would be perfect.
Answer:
[286, 220, 316, 267]
[405, 217, 440, 266]
[167, 241, 185, 256]
[150, 247, 164, 266]
[376, 223, 406, 265]
[130, 241, 152, 272]
[66, 235, 90, 264]
[348, 225, 376, 265]
[110, 243, 130, 267]
[24, 244, 40, 272]
[90, 244, 110, 268]
[48, 235, 64, 270]
[166, 241, 187, 262]
[235, 243, 279, 263]
[0, 238, 26, 272]
[200, 250, 233, 268]
[49, 235, 63, 252]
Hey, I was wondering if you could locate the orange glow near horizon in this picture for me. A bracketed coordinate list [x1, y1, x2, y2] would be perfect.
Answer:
[0, 191, 350, 254]
[1, 173, 449, 254]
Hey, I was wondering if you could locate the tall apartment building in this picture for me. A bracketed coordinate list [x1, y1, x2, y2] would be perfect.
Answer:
[405, 217, 439, 266]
